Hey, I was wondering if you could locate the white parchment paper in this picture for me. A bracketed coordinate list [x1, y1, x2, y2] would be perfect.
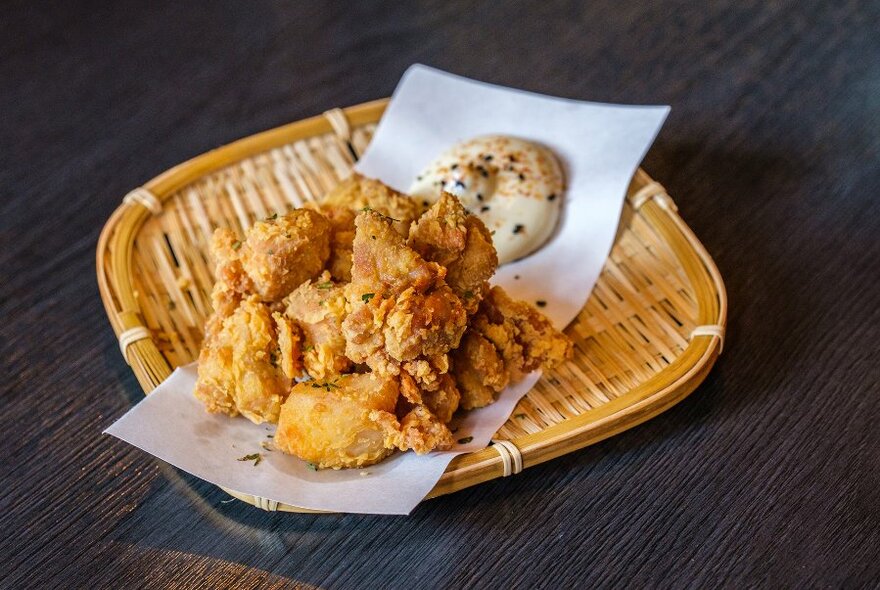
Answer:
[104, 65, 668, 515]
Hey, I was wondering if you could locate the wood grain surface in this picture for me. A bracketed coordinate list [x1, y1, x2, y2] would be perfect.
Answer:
[2, 1, 878, 587]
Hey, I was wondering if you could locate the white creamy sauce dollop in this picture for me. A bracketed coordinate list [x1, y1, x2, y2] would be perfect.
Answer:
[409, 135, 564, 264]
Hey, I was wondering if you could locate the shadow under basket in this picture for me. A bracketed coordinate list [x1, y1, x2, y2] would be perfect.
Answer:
[97, 99, 727, 513]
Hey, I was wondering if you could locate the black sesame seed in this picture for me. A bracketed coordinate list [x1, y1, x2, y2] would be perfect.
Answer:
[451, 163, 459, 170]
[480, 168, 489, 178]
[518, 173, 526, 181]
[481, 206, 490, 212]
[547, 193, 557, 201]
[513, 224, 525, 234]
[422, 200, 429, 207]
[476, 193, 484, 201]
[455, 180, 466, 189]
[514, 275, 520, 280]
[509, 155, 517, 163]
[536, 300, 547, 308]
[483, 154, 493, 161]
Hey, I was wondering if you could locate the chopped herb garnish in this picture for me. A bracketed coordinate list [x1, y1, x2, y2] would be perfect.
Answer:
[536, 300, 547, 308]
[361, 293, 375, 303]
[232, 240, 242, 251]
[260, 441, 273, 451]
[303, 345, 314, 353]
[416, 175, 422, 181]
[547, 193, 557, 201]
[514, 413, 527, 419]
[315, 281, 333, 290]
[306, 462, 318, 471]
[361, 206, 399, 222]
[268, 249, 275, 255]
[463, 290, 474, 299]
[512, 224, 525, 234]
[311, 381, 341, 392]
[237, 453, 262, 466]
[457, 436, 473, 444]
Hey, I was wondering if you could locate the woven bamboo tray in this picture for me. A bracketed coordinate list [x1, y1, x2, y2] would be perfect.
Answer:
[97, 99, 726, 513]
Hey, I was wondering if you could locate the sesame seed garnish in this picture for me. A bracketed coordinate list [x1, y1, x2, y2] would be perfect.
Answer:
[536, 300, 547, 308]
[547, 193, 557, 201]
[476, 193, 483, 201]
[513, 224, 525, 234]
[451, 163, 459, 170]
[480, 206, 490, 212]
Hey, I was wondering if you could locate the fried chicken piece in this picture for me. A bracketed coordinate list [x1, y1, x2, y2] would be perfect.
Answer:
[209, 228, 254, 318]
[284, 271, 352, 380]
[451, 331, 509, 410]
[238, 209, 332, 301]
[313, 204, 356, 282]
[321, 173, 425, 235]
[408, 192, 499, 313]
[453, 286, 573, 409]
[274, 373, 399, 469]
[341, 210, 468, 390]
[420, 373, 461, 424]
[372, 404, 455, 455]
[195, 296, 292, 423]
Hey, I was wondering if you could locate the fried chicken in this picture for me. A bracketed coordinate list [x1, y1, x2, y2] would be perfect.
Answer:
[321, 173, 425, 235]
[275, 373, 399, 469]
[195, 295, 292, 423]
[408, 192, 498, 314]
[341, 210, 468, 391]
[284, 271, 352, 380]
[453, 286, 572, 409]
[239, 209, 332, 301]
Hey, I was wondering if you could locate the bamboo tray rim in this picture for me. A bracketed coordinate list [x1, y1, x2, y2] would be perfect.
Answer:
[96, 99, 727, 513]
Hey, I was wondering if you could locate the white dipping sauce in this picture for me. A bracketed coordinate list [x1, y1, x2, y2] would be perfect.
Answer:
[409, 135, 564, 264]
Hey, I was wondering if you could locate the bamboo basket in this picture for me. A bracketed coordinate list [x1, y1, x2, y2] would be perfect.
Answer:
[97, 99, 726, 513]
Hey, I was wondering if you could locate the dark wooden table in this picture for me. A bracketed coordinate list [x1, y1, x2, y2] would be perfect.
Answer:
[3, 1, 878, 587]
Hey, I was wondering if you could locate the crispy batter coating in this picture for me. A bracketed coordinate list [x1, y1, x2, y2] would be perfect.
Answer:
[195, 296, 291, 423]
[408, 192, 498, 313]
[341, 210, 468, 391]
[453, 286, 572, 409]
[239, 210, 332, 301]
[313, 205, 356, 282]
[321, 173, 425, 235]
[284, 271, 352, 380]
[195, 189, 576, 468]
[372, 404, 455, 455]
[274, 373, 399, 469]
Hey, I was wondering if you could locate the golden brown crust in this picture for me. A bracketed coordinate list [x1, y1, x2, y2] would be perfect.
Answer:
[408, 192, 498, 314]
[194, 296, 291, 424]
[275, 373, 399, 469]
[284, 271, 352, 380]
